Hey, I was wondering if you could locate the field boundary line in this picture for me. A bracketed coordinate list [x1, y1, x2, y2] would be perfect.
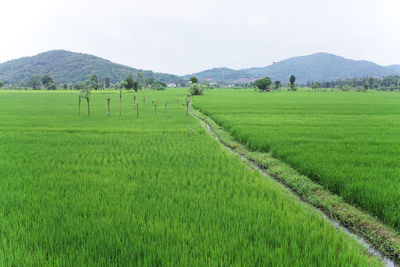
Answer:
[190, 104, 400, 264]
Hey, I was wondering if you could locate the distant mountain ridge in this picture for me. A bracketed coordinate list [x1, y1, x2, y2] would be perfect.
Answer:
[0, 50, 183, 85]
[183, 67, 254, 83]
[0, 50, 399, 85]
[188, 53, 400, 84]
[387, 64, 400, 73]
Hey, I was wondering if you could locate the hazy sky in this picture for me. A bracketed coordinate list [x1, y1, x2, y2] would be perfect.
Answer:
[1, 0, 399, 75]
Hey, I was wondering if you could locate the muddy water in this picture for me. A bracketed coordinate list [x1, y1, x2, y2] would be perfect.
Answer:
[204, 123, 397, 267]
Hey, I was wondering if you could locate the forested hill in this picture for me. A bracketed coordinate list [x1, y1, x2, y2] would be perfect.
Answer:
[1, 50, 399, 85]
[187, 53, 400, 84]
[387, 65, 400, 73]
[0, 50, 183, 85]
[241, 53, 399, 84]
[183, 67, 254, 83]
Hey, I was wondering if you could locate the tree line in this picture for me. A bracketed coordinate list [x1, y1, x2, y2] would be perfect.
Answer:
[4, 73, 400, 91]
[248, 75, 400, 92]
[306, 75, 400, 91]
[10, 71, 169, 91]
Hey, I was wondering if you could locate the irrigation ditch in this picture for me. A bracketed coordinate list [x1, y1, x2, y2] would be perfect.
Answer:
[189, 105, 399, 267]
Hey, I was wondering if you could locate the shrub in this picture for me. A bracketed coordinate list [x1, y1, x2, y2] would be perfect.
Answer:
[189, 84, 204, 95]
[254, 77, 272, 92]
[151, 82, 166, 91]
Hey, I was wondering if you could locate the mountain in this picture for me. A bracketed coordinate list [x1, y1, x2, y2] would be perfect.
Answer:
[183, 67, 254, 83]
[241, 53, 399, 84]
[387, 65, 400, 73]
[1, 51, 399, 86]
[187, 53, 400, 84]
[0, 50, 183, 85]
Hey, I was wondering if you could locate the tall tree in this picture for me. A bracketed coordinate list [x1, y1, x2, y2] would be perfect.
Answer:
[133, 81, 139, 92]
[104, 77, 111, 88]
[189, 76, 198, 84]
[144, 77, 154, 87]
[41, 74, 53, 87]
[125, 74, 134, 91]
[289, 75, 296, 85]
[29, 75, 42, 90]
[41, 74, 56, 90]
[274, 80, 281, 90]
[289, 75, 296, 91]
[363, 81, 369, 90]
[367, 77, 375, 89]
[88, 74, 99, 90]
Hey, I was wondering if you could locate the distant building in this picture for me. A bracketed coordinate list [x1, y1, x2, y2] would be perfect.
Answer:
[167, 83, 177, 87]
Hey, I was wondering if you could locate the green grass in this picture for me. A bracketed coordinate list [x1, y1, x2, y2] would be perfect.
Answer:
[0, 89, 379, 266]
[193, 89, 400, 231]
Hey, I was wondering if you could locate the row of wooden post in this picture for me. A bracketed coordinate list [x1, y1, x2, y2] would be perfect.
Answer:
[79, 91, 188, 118]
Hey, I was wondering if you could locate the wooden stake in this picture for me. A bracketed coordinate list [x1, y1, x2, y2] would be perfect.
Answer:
[78, 95, 81, 115]
[86, 97, 90, 117]
[136, 103, 139, 117]
[165, 103, 167, 116]
[119, 90, 122, 117]
[107, 97, 111, 116]
[155, 103, 157, 117]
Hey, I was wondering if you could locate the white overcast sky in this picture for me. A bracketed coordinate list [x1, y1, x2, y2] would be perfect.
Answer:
[1, 0, 399, 75]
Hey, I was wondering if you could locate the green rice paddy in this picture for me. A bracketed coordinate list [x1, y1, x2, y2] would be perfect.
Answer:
[0, 89, 380, 265]
[193, 89, 400, 230]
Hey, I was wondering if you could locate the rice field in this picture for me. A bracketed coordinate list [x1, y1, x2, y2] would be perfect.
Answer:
[193, 89, 400, 231]
[0, 89, 380, 265]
